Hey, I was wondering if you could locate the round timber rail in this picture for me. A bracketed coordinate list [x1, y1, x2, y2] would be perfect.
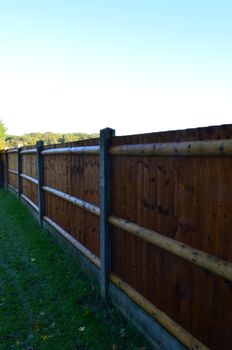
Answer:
[20, 148, 37, 155]
[7, 148, 18, 154]
[108, 215, 232, 282]
[42, 186, 100, 216]
[43, 216, 100, 268]
[7, 169, 18, 175]
[21, 194, 39, 212]
[20, 173, 38, 185]
[8, 184, 18, 193]
[109, 273, 210, 350]
[109, 139, 232, 157]
[42, 146, 100, 156]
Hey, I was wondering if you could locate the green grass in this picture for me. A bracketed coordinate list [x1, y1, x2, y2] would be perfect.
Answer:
[0, 189, 151, 350]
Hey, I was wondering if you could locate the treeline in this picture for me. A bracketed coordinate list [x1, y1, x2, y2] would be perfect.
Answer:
[5, 132, 99, 149]
[0, 121, 6, 150]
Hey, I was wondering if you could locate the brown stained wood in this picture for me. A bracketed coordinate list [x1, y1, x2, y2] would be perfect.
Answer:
[7, 152, 18, 189]
[109, 139, 232, 157]
[8, 173, 18, 189]
[43, 216, 100, 267]
[21, 194, 39, 212]
[110, 124, 232, 147]
[43, 139, 100, 258]
[21, 178, 38, 205]
[44, 191, 100, 257]
[20, 173, 38, 185]
[42, 145, 100, 155]
[70, 154, 85, 244]
[20, 151, 38, 205]
[109, 272, 210, 350]
[110, 125, 232, 350]
[22, 154, 37, 178]
[7, 169, 18, 175]
[125, 150, 137, 289]
[42, 186, 100, 216]
[4, 126, 232, 350]
[109, 215, 232, 282]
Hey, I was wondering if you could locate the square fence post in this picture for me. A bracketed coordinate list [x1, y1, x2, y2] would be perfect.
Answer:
[100, 127, 115, 298]
[36, 140, 44, 227]
[5, 151, 8, 189]
[17, 147, 22, 199]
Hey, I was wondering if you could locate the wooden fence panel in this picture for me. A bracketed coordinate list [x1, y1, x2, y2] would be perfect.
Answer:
[43, 138, 100, 257]
[22, 153, 37, 178]
[21, 153, 38, 204]
[0, 152, 5, 187]
[2, 125, 232, 349]
[110, 125, 232, 350]
[21, 178, 38, 205]
[7, 152, 18, 189]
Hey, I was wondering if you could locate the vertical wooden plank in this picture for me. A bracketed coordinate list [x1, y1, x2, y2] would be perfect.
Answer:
[36, 140, 44, 226]
[5, 151, 8, 188]
[0, 153, 4, 187]
[18, 148, 22, 199]
[100, 127, 115, 298]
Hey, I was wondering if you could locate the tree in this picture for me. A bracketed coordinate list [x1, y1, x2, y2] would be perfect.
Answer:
[0, 120, 6, 150]
[4, 131, 99, 148]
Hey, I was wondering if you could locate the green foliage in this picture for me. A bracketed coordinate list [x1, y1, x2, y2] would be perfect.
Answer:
[5, 132, 99, 148]
[0, 189, 151, 350]
[0, 120, 6, 150]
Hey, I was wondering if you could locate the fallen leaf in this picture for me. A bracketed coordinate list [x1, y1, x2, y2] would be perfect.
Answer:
[40, 334, 52, 341]
[32, 324, 40, 331]
[119, 328, 125, 337]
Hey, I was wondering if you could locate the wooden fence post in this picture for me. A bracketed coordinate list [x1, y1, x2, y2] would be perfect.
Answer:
[18, 148, 22, 199]
[5, 151, 8, 189]
[36, 140, 44, 227]
[100, 127, 115, 298]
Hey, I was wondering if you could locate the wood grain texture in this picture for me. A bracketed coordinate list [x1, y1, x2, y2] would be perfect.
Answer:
[0, 152, 4, 187]
[43, 138, 100, 257]
[21, 152, 38, 204]
[7, 152, 18, 189]
[110, 125, 232, 350]
[3, 125, 232, 350]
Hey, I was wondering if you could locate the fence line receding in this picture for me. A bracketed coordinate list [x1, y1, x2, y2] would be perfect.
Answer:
[1, 124, 232, 350]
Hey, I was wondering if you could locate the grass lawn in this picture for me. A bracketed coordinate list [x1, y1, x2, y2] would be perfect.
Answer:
[0, 189, 151, 350]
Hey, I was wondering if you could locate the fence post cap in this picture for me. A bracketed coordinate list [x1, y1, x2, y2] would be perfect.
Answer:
[36, 140, 44, 149]
[100, 128, 115, 137]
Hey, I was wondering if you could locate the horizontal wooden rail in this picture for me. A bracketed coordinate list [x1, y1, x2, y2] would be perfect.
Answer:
[42, 145, 100, 156]
[109, 139, 232, 157]
[43, 216, 100, 268]
[20, 148, 37, 155]
[109, 273, 209, 350]
[8, 184, 18, 193]
[7, 169, 18, 175]
[42, 186, 100, 216]
[20, 173, 38, 185]
[7, 148, 18, 154]
[109, 215, 232, 282]
[21, 194, 39, 212]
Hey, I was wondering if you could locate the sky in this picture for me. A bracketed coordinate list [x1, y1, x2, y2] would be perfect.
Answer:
[0, 0, 231, 136]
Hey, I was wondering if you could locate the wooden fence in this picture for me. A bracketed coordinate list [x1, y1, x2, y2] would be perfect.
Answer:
[1, 124, 232, 350]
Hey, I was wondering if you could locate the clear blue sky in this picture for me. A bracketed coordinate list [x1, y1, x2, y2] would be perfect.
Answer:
[0, 0, 231, 135]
